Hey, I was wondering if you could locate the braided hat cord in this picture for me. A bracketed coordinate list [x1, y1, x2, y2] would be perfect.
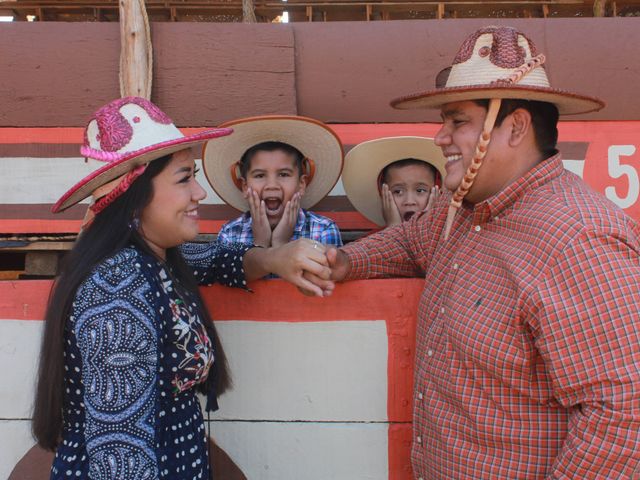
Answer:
[442, 54, 546, 241]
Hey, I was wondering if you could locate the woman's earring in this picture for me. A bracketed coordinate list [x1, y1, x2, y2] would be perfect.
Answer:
[129, 216, 140, 230]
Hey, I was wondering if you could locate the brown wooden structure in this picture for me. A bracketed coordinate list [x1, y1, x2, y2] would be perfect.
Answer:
[2, 0, 640, 22]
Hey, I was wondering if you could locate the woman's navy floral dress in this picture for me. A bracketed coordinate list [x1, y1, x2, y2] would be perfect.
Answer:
[50, 241, 250, 479]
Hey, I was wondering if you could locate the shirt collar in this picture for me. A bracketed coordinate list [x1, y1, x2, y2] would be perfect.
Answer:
[293, 209, 308, 234]
[471, 152, 565, 224]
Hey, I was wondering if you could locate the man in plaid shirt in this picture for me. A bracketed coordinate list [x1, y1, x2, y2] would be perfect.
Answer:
[317, 26, 640, 478]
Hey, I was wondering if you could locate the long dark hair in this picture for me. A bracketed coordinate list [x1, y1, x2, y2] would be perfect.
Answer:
[32, 153, 231, 451]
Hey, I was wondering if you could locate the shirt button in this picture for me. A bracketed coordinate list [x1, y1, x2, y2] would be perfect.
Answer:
[418, 392, 424, 400]
[427, 349, 434, 357]
[474, 225, 481, 232]
[416, 435, 422, 444]
[453, 263, 459, 270]
[440, 307, 445, 314]
[419, 478, 424, 480]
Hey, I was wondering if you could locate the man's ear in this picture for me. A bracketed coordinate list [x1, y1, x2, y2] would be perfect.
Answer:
[508, 108, 532, 147]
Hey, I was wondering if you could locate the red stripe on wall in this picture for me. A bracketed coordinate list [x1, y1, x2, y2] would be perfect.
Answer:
[388, 424, 414, 480]
[0, 212, 374, 234]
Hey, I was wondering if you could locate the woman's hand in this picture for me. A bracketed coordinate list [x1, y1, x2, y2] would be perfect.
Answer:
[243, 239, 334, 297]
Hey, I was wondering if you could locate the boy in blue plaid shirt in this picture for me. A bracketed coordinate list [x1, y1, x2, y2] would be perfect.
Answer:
[202, 116, 344, 249]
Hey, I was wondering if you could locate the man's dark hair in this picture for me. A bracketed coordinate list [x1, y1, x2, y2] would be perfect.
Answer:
[381, 158, 438, 185]
[474, 99, 559, 158]
[239, 141, 305, 178]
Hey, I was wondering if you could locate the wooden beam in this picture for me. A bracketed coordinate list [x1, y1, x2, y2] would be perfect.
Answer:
[119, 0, 152, 99]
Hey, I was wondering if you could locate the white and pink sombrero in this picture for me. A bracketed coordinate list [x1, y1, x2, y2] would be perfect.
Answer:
[52, 96, 233, 213]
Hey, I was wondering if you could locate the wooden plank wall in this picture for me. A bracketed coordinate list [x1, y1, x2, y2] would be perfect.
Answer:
[1, 18, 640, 127]
[2, 17, 640, 480]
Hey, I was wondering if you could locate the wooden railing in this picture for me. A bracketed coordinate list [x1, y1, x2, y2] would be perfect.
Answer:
[2, 0, 639, 21]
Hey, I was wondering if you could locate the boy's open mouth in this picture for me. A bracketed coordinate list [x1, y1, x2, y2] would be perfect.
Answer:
[403, 211, 416, 221]
[264, 197, 283, 215]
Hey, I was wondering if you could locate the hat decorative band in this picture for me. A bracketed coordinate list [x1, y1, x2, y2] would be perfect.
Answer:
[89, 165, 147, 216]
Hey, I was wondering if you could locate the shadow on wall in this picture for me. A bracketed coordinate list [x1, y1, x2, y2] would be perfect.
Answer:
[9, 438, 247, 480]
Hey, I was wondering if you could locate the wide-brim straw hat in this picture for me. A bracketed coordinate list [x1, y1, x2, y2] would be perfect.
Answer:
[53, 96, 232, 213]
[343, 136, 446, 226]
[202, 115, 344, 212]
[391, 26, 605, 115]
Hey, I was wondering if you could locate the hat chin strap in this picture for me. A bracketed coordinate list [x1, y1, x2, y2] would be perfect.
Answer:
[442, 53, 546, 241]
[80, 165, 147, 232]
[443, 98, 501, 240]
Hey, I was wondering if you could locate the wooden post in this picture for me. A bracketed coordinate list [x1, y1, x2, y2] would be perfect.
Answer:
[593, 0, 607, 16]
[542, 4, 550, 18]
[242, 0, 257, 23]
[119, 0, 153, 99]
[306, 5, 312, 21]
[366, 3, 372, 21]
[437, 3, 445, 19]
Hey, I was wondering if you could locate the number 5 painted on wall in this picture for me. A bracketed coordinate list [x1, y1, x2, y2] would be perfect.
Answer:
[605, 145, 639, 209]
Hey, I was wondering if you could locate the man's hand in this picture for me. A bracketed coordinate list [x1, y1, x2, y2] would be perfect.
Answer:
[382, 184, 402, 227]
[300, 245, 350, 296]
[271, 192, 301, 247]
[325, 246, 351, 282]
[245, 187, 272, 247]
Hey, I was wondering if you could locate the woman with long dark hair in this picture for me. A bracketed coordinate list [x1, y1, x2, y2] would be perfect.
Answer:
[31, 97, 332, 479]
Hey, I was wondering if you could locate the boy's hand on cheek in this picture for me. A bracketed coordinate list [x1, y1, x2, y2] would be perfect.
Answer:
[272, 192, 301, 247]
[382, 184, 402, 227]
[423, 186, 441, 214]
[246, 188, 272, 247]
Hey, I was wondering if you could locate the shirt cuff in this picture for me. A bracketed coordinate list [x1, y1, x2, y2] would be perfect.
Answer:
[340, 242, 371, 281]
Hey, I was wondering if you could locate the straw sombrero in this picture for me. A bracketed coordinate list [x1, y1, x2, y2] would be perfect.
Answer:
[53, 97, 232, 213]
[343, 136, 446, 226]
[390, 26, 605, 240]
[202, 115, 344, 212]
[391, 26, 604, 115]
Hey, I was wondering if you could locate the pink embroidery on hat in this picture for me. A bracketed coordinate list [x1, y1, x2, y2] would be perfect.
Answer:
[452, 26, 537, 69]
[133, 116, 141, 123]
[83, 97, 173, 153]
